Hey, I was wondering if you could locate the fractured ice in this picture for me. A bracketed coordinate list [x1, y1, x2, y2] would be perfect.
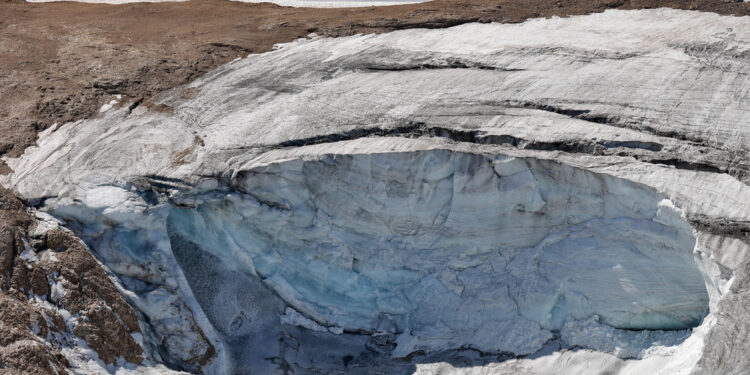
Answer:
[166, 151, 707, 358]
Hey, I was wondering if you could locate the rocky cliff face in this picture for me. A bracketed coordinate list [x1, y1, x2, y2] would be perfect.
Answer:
[0, 186, 156, 374]
[3, 7, 750, 375]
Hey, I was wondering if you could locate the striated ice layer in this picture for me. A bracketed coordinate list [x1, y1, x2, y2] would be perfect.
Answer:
[167, 150, 707, 357]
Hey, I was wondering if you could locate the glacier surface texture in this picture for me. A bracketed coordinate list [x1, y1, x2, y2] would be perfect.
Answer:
[3, 8, 750, 375]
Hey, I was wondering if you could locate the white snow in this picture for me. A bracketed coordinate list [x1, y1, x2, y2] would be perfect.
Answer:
[32, 216, 59, 238]
[99, 96, 122, 113]
[49, 276, 67, 303]
[19, 239, 40, 264]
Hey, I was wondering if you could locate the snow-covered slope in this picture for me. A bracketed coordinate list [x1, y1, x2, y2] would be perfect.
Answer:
[3, 8, 750, 374]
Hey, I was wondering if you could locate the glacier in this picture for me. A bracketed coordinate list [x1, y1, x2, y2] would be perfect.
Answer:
[28, 146, 715, 374]
[3, 8, 750, 375]
[168, 151, 706, 352]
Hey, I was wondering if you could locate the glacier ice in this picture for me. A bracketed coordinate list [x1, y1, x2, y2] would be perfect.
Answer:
[164, 150, 707, 358]
[17, 148, 716, 373]
[36, 148, 715, 373]
[3, 8, 750, 374]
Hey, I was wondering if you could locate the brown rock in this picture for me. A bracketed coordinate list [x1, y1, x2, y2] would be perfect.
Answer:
[0, 188, 144, 373]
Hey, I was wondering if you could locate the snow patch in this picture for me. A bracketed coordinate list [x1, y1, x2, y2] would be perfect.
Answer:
[49, 276, 67, 304]
[99, 95, 122, 113]
[19, 239, 40, 264]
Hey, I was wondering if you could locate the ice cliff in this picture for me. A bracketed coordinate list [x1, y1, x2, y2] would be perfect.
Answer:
[3, 8, 750, 375]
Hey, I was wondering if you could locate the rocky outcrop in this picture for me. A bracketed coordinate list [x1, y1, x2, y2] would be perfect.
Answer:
[0, 187, 144, 374]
